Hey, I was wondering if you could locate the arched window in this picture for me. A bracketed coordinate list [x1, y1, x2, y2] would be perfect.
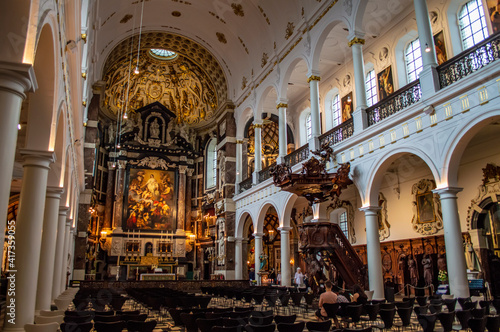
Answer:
[339, 212, 348, 239]
[405, 38, 423, 83]
[459, 0, 489, 49]
[365, 70, 378, 106]
[332, 94, 341, 127]
[306, 113, 312, 140]
[206, 139, 217, 189]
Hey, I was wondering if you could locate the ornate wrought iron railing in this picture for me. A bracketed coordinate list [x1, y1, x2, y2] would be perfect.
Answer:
[284, 143, 309, 167]
[437, 32, 500, 88]
[258, 162, 276, 183]
[239, 177, 253, 193]
[319, 118, 354, 147]
[366, 80, 422, 127]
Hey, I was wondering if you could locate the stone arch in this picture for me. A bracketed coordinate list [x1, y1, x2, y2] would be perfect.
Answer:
[256, 84, 279, 117]
[442, 110, 500, 188]
[310, 19, 350, 72]
[25, 21, 58, 152]
[352, 0, 370, 37]
[280, 193, 298, 228]
[278, 56, 310, 99]
[236, 106, 253, 139]
[255, 202, 280, 234]
[47, 104, 68, 187]
[364, 147, 441, 206]
[235, 210, 254, 239]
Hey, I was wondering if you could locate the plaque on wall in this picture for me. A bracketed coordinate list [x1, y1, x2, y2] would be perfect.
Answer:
[125, 168, 177, 231]
[411, 179, 443, 235]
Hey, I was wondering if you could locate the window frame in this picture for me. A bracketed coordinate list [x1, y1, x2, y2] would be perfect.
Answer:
[458, 0, 489, 50]
[205, 138, 217, 189]
[405, 38, 423, 83]
[365, 69, 378, 107]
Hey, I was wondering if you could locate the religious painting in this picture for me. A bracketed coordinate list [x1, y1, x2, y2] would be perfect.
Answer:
[341, 93, 353, 122]
[411, 179, 443, 235]
[434, 31, 448, 65]
[488, 0, 500, 33]
[377, 66, 394, 100]
[125, 168, 176, 231]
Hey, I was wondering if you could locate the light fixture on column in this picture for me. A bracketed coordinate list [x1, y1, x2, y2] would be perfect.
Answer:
[268, 229, 275, 242]
[123, 112, 128, 119]
[17, 124, 21, 130]
[117, 142, 121, 149]
[425, 43, 431, 53]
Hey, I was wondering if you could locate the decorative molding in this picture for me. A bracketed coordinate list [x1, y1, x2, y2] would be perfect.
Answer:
[307, 75, 321, 83]
[236, 140, 244, 144]
[261, 53, 268, 68]
[285, 22, 295, 40]
[231, 3, 244, 16]
[216, 32, 227, 44]
[467, 163, 500, 230]
[276, 103, 288, 109]
[253, 124, 263, 128]
[348, 37, 365, 47]
[129, 157, 172, 170]
[411, 179, 443, 235]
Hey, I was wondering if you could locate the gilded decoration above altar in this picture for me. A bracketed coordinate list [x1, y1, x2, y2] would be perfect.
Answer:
[103, 50, 218, 125]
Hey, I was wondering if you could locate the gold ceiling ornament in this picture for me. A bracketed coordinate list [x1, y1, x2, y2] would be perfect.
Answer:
[216, 32, 227, 44]
[103, 51, 218, 125]
[241, 76, 247, 90]
[261, 53, 268, 68]
[348, 37, 365, 47]
[231, 3, 244, 17]
[285, 22, 295, 40]
[307, 75, 321, 83]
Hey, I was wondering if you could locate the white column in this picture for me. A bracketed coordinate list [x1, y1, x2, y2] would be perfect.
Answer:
[254, 232, 263, 285]
[0, 64, 36, 276]
[279, 227, 292, 286]
[235, 237, 243, 280]
[35, 187, 64, 312]
[433, 187, 470, 298]
[52, 207, 68, 300]
[236, 140, 243, 192]
[414, 0, 440, 97]
[349, 36, 368, 133]
[307, 74, 321, 151]
[277, 103, 288, 162]
[4, 150, 54, 332]
[312, 202, 329, 223]
[60, 220, 72, 293]
[360, 206, 384, 300]
[252, 123, 262, 184]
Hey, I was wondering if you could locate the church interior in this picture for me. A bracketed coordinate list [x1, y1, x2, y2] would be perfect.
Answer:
[2, 0, 500, 330]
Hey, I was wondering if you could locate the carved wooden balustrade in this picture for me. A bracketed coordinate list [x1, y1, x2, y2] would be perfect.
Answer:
[299, 222, 367, 290]
[319, 118, 354, 147]
[438, 32, 500, 88]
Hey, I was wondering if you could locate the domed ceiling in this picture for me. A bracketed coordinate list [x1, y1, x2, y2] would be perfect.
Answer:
[101, 32, 227, 126]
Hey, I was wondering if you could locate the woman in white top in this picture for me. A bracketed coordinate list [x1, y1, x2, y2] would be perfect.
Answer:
[294, 267, 305, 287]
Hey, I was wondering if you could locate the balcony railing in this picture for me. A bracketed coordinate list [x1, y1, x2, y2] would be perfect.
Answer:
[284, 144, 309, 167]
[319, 118, 354, 147]
[239, 177, 253, 193]
[258, 162, 276, 183]
[366, 80, 422, 127]
[438, 32, 500, 89]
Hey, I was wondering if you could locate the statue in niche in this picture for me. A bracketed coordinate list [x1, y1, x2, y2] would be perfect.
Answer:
[150, 118, 160, 139]
[108, 124, 116, 144]
[217, 218, 225, 265]
[408, 255, 418, 286]
[166, 120, 174, 145]
[422, 254, 433, 286]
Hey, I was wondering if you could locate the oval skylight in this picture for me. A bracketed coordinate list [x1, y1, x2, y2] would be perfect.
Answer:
[149, 49, 178, 60]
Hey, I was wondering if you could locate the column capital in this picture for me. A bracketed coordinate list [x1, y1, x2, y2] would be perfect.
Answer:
[117, 160, 127, 169]
[307, 75, 321, 83]
[179, 165, 188, 174]
[276, 103, 288, 109]
[236, 140, 244, 144]
[432, 187, 463, 198]
[58, 206, 69, 217]
[186, 168, 195, 176]
[235, 237, 244, 243]
[65, 219, 72, 227]
[107, 161, 117, 169]
[46, 186, 64, 199]
[253, 123, 263, 129]
[254, 232, 264, 238]
[348, 37, 366, 47]
[0, 61, 37, 97]
[20, 149, 55, 169]
[278, 226, 293, 232]
[359, 206, 381, 216]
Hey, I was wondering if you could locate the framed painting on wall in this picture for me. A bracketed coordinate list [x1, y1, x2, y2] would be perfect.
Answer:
[341, 92, 353, 122]
[125, 168, 177, 231]
[434, 31, 447, 65]
[487, 0, 500, 33]
[377, 66, 394, 100]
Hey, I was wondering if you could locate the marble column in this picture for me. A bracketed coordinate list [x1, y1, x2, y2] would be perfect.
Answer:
[277, 103, 288, 162]
[103, 162, 116, 230]
[349, 36, 369, 134]
[177, 165, 187, 231]
[433, 187, 470, 298]
[254, 232, 264, 285]
[186, 168, 193, 232]
[35, 187, 64, 312]
[235, 237, 243, 280]
[279, 227, 293, 286]
[308, 74, 321, 151]
[252, 123, 262, 184]
[235, 139, 243, 192]
[113, 160, 127, 231]
[360, 206, 384, 300]
[52, 207, 68, 300]
[4, 149, 54, 332]
[414, 0, 440, 97]
[60, 219, 72, 294]
[0, 64, 36, 275]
